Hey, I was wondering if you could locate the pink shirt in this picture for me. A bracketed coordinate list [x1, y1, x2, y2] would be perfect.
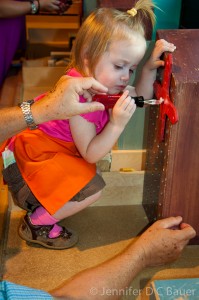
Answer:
[38, 69, 109, 142]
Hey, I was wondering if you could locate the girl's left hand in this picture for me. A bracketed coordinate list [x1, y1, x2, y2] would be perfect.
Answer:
[146, 39, 176, 70]
[110, 90, 136, 129]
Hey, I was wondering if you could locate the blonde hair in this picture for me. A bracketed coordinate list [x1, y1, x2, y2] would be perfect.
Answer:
[67, 0, 156, 76]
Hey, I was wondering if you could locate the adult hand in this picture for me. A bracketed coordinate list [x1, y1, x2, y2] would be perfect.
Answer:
[136, 216, 196, 268]
[39, 0, 60, 12]
[58, 0, 73, 14]
[32, 76, 107, 124]
[39, 0, 73, 14]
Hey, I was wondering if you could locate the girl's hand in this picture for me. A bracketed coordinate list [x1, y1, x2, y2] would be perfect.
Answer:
[145, 39, 176, 71]
[135, 39, 176, 100]
[110, 90, 136, 129]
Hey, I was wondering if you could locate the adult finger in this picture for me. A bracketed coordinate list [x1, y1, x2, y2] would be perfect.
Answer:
[154, 216, 183, 229]
[180, 223, 196, 240]
[79, 77, 108, 95]
[81, 90, 93, 102]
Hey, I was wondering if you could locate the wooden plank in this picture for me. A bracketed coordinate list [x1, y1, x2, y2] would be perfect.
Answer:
[22, 58, 66, 87]
[143, 29, 199, 243]
[64, 2, 82, 15]
[111, 150, 146, 171]
[25, 1, 82, 49]
[26, 15, 80, 30]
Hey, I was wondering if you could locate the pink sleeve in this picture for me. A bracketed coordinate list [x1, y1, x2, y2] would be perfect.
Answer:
[79, 96, 109, 134]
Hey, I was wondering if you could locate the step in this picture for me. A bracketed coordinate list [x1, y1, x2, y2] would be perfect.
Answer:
[92, 171, 145, 207]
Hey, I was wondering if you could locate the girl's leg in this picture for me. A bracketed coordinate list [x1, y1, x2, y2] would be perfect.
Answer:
[29, 190, 102, 237]
[53, 190, 102, 220]
[19, 189, 102, 249]
[18, 173, 105, 249]
[53, 171, 105, 220]
[18, 210, 78, 250]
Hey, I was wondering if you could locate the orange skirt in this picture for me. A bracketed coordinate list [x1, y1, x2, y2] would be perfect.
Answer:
[14, 129, 96, 214]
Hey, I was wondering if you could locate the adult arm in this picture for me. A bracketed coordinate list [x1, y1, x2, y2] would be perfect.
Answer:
[51, 216, 196, 300]
[0, 76, 106, 143]
[0, 0, 60, 18]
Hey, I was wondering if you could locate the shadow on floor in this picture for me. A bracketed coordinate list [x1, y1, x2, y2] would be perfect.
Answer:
[1, 205, 148, 291]
[2, 205, 199, 297]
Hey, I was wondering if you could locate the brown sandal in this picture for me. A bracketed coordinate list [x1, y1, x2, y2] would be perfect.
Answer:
[18, 213, 78, 250]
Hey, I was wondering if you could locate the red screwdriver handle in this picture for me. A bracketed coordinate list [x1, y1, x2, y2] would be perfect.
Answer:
[92, 94, 120, 109]
[93, 94, 144, 109]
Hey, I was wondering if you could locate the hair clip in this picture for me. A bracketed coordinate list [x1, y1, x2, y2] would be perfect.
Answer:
[127, 8, 137, 17]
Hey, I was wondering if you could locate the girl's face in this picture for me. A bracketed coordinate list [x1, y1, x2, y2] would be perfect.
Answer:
[93, 35, 146, 94]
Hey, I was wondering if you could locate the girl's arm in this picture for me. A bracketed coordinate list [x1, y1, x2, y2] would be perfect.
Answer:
[70, 91, 136, 163]
[135, 39, 176, 99]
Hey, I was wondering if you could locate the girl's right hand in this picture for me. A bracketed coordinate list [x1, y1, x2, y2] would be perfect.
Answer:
[110, 90, 136, 129]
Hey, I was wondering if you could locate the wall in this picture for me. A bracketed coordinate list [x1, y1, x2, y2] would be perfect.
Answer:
[119, 0, 182, 149]
[83, 0, 97, 17]
[153, 0, 182, 39]
[180, 0, 199, 29]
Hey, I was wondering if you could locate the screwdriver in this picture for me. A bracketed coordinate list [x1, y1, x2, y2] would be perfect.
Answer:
[92, 94, 164, 109]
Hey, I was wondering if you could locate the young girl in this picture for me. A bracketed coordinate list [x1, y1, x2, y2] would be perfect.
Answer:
[2, 0, 176, 249]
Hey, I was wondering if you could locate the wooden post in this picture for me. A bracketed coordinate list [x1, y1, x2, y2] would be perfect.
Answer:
[143, 29, 199, 244]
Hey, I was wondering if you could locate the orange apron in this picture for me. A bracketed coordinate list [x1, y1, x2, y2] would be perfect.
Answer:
[14, 129, 96, 214]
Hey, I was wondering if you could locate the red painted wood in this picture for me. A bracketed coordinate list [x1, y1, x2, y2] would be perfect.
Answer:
[153, 54, 178, 141]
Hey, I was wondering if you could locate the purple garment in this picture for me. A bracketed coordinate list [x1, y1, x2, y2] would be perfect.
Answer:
[0, 13, 26, 87]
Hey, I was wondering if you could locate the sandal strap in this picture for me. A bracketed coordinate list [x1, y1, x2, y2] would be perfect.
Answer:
[25, 214, 54, 239]
[25, 214, 72, 239]
[60, 227, 72, 238]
